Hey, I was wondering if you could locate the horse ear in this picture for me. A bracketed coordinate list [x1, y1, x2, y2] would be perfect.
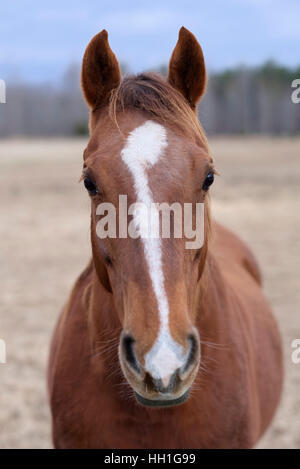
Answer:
[168, 27, 206, 110]
[81, 29, 121, 109]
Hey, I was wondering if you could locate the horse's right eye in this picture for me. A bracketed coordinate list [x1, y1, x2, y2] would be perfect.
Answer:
[84, 177, 98, 196]
[202, 171, 214, 191]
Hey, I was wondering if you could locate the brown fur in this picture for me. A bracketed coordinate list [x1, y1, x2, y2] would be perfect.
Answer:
[81, 29, 121, 109]
[48, 28, 283, 449]
[168, 27, 206, 109]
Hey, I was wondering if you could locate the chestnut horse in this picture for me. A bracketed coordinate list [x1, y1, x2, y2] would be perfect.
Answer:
[48, 27, 283, 448]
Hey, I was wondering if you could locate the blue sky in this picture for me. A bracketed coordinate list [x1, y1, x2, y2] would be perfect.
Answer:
[1, 0, 299, 83]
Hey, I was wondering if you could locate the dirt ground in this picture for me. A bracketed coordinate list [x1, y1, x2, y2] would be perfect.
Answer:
[0, 136, 299, 448]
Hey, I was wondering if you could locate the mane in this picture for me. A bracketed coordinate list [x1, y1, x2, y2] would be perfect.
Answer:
[109, 73, 209, 150]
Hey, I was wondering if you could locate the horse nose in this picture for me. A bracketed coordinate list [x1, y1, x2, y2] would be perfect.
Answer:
[121, 330, 200, 389]
[150, 332, 200, 391]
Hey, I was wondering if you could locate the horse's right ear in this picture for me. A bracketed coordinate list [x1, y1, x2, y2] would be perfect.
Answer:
[81, 30, 121, 110]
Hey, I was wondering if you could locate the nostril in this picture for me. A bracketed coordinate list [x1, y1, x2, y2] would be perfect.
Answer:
[122, 334, 141, 374]
[181, 333, 199, 375]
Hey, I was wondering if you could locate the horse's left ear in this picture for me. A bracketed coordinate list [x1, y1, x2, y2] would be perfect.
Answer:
[81, 29, 121, 110]
[168, 27, 206, 110]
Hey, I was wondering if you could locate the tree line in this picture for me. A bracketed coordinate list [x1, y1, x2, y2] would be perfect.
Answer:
[0, 61, 299, 137]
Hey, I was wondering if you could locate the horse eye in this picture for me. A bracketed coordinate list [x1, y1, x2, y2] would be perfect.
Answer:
[84, 176, 98, 196]
[202, 171, 214, 191]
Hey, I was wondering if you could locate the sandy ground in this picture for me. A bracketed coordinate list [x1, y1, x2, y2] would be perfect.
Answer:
[0, 136, 299, 448]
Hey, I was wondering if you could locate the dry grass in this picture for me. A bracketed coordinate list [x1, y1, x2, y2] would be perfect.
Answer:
[0, 136, 299, 448]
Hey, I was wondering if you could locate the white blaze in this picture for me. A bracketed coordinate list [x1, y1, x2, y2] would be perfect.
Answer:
[121, 120, 187, 385]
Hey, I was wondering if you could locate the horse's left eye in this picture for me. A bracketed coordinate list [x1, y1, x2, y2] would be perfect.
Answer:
[202, 171, 214, 191]
[84, 176, 99, 196]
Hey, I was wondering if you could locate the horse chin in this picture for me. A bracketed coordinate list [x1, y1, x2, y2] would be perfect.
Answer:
[134, 388, 191, 408]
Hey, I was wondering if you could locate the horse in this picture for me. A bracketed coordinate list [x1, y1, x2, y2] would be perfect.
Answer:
[48, 27, 283, 449]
